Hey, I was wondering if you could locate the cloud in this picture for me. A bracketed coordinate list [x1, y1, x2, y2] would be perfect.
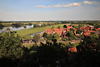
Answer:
[36, 1, 99, 8]
[36, 3, 80, 8]
[83, 1, 95, 4]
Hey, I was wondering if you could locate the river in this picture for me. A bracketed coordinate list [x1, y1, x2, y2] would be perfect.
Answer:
[0, 25, 34, 33]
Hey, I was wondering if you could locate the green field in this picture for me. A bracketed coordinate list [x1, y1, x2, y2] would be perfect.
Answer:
[16, 24, 63, 39]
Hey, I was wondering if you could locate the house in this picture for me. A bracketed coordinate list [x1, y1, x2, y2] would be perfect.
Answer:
[45, 28, 67, 35]
[80, 26, 94, 30]
[68, 47, 77, 53]
[96, 28, 100, 31]
[83, 31, 96, 36]
[67, 25, 73, 29]
[26, 25, 34, 29]
[96, 28, 100, 34]
[45, 29, 53, 34]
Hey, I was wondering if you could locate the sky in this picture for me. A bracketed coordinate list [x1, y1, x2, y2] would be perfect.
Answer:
[0, 0, 100, 21]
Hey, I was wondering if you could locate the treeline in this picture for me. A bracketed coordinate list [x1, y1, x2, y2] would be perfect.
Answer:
[0, 21, 58, 29]
[60, 21, 100, 24]
[0, 21, 100, 29]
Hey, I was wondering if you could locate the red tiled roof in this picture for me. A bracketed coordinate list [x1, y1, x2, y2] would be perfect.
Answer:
[67, 26, 73, 29]
[45, 28, 65, 35]
[83, 32, 90, 36]
[80, 27, 85, 30]
[68, 47, 77, 52]
[88, 31, 96, 32]
[85, 27, 91, 29]
[83, 31, 96, 36]
[45, 29, 53, 34]
[80, 26, 92, 30]
[96, 28, 100, 31]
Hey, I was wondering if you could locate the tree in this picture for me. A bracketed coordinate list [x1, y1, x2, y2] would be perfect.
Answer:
[78, 24, 84, 28]
[73, 26, 78, 28]
[46, 34, 53, 40]
[79, 33, 100, 52]
[43, 32, 48, 38]
[63, 25, 67, 28]
[33, 34, 41, 45]
[76, 29, 83, 34]
[66, 31, 77, 40]
[57, 26, 61, 29]
[0, 32, 24, 59]
[11, 23, 21, 28]
[28, 23, 32, 26]
[95, 24, 100, 28]
[44, 33, 60, 41]
[0, 24, 4, 29]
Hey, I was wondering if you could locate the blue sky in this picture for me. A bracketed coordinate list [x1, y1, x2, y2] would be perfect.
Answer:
[0, 0, 100, 21]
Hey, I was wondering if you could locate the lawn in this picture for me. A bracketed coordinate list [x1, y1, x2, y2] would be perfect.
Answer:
[16, 24, 64, 39]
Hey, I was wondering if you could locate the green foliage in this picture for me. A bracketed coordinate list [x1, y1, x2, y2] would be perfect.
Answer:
[66, 31, 77, 40]
[63, 25, 67, 28]
[53, 33, 60, 40]
[43, 32, 48, 38]
[80, 34, 100, 52]
[33, 34, 41, 42]
[91, 33, 99, 39]
[67, 42, 75, 47]
[76, 29, 83, 34]
[44, 33, 60, 41]
[0, 32, 24, 59]
[94, 24, 100, 28]
[51, 26, 54, 29]
[11, 23, 21, 28]
[28, 23, 32, 26]
[57, 26, 61, 29]
[46, 34, 54, 40]
[73, 26, 78, 28]
[0, 24, 4, 29]
[78, 24, 84, 28]
[62, 38, 68, 41]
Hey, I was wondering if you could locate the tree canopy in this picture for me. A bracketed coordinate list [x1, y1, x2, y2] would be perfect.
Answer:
[0, 32, 24, 59]
[0, 24, 4, 29]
